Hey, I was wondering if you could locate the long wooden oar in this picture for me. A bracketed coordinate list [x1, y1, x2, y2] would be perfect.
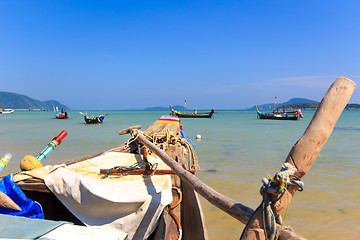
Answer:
[119, 131, 303, 238]
[241, 77, 356, 240]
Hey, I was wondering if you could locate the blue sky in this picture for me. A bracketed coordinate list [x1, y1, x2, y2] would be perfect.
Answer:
[1, 0, 359, 110]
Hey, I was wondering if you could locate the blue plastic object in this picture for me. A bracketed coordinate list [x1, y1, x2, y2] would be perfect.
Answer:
[0, 174, 44, 219]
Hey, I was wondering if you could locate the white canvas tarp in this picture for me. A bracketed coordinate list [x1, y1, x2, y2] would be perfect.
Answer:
[44, 152, 173, 240]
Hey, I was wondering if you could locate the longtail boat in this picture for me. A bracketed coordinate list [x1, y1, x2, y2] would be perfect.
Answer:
[3, 115, 207, 240]
[54, 107, 69, 119]
[170, 105, 215, 118]
[84, 115, 105, 124]
[255, 105, 303, 120]
[80, 112, 107, 124]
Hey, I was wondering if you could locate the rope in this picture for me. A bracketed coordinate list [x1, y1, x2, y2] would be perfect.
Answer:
[275, 189, 290, 240]
[169, 187, 183, 240]
[101, 161, 155, 179]
[129, 129, 199, 171]
[260, 163, 304, 240]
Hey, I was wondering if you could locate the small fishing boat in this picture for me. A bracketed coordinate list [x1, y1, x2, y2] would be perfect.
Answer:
[54, 107, 69, 119]
[170, 105, 215, 118]
[80, 111, 107, 124]
[1, 115, 207, 240]
[0, 109, 15, 114]
[84, 115, 106, 124]
[255, 105, 303, 120]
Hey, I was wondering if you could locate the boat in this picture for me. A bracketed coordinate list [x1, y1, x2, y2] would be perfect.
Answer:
[170, 105, 215, 118]
[54, 107, 69, 119]
[273, 107, 304, 116]
[80, 111, 107, 124]
[0, 109, 15, 114]
[84, 115, 106, 124]
[255, 105, 303, 120]
[2, 115, 207, 240]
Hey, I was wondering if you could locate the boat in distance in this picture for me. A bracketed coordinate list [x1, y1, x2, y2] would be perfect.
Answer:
[170, 105, 215, 118]
[79, 111, 107, 124]
[54, 107, 69, 119]
[0, 109, 15, 114]
[255, 105, 303, 120]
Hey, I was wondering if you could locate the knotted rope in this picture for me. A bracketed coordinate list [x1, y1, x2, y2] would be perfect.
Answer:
[259, 163, 304, 240]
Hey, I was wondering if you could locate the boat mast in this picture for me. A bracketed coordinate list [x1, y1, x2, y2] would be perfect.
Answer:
[184, 98, 186, 113]
[274, 96, 277, 112]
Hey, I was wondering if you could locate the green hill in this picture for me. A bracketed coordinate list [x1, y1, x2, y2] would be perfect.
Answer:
[250, 98, 319, 110]
[0, 91, 70, 110]
[250, 98, 360, 110]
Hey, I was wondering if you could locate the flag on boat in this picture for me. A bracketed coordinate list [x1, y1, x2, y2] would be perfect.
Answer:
[184, 98, 187, 108]
[155, 115, 180, 125]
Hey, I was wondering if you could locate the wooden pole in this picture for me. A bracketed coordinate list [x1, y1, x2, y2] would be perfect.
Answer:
[241, 77, 356, 240]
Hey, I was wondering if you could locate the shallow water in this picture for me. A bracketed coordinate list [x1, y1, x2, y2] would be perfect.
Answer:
[0, 109, 359, 239]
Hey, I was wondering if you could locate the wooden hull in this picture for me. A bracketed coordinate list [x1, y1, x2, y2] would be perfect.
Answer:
[13, 116, 207, 240]
[84, 116, 103, 124]
[256, 111, 299, 120]
[255, 105, 300, 120]
[170, 106, 214, 118]
[172, 112, 213, 118]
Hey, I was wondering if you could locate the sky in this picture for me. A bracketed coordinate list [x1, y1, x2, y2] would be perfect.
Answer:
[1, 0, 359, 110]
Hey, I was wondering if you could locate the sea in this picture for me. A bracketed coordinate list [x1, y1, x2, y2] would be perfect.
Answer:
[0, 109, 359, 240]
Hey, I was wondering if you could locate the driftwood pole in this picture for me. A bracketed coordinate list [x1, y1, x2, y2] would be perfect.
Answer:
[241, 77, 356, 240]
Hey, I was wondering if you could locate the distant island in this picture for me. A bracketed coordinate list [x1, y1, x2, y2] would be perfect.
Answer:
[251, 98, 360, 110]
[2, 92, 359, 111]
[145, 105, 185, 111]
[0, 91, 70, 111]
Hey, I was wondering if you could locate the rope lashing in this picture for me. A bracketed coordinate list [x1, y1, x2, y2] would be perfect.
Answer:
[260, 163, 304, 240]
[101, 161, 157, 179]
[126, 129, 199, 171]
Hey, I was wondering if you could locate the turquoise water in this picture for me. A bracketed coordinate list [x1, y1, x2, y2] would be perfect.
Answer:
[0, 110, 359, 239]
